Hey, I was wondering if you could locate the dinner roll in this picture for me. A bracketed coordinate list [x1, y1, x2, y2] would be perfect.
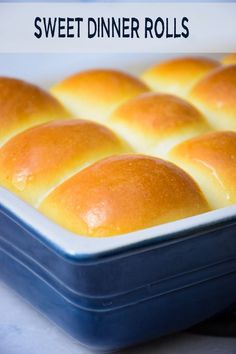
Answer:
[50, 69, 149, 123]
[0, 77, 69, 146]
[0, 119, 130, 206]
[141, 56, 220, 98]
[39, 155, 209, 237]
[108, 93, 210, 156]
[221, 53, 236, 65]
[188, 65, 236, 130]
[169, 131, 236, 209]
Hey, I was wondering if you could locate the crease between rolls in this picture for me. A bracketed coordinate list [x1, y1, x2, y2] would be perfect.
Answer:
[1, 56, 236, 237]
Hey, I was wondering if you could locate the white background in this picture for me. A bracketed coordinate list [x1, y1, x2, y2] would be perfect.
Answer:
[0, 3, 235, 52]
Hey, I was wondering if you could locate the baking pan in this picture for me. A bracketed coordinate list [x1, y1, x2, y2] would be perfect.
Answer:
[0, 187, 236, 351]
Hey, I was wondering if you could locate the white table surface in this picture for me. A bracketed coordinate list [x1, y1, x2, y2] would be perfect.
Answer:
[0, 281, 236, 354]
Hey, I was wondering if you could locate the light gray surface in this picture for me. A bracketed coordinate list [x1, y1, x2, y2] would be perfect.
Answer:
[0, 281, 236, 354]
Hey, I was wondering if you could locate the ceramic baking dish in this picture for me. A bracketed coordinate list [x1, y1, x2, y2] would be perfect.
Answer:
[1, 186, 236, 351]
[0, 53, 235, 351]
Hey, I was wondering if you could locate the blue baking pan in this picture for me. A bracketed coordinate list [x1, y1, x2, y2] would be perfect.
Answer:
[0, 187, 236, 351]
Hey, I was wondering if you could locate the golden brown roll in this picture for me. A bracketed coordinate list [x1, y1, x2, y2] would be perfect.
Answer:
[0, 77, 69, 146]
[221, 53, 236, 65]
[141, 56, 220, 98]
[50, 69, 149, 123]
[0, 119, 130, 206]
[188, 65, 236, 130]
[169, 131, 236, 209]
[108, 93, 210, 156]
[39, 154, 209, 237]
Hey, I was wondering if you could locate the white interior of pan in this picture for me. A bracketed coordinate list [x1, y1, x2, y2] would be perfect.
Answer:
[1, 187, 236, 257]
[0, 53, 231, 258]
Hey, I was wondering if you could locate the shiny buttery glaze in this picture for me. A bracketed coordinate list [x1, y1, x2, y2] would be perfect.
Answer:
[51, 69, 149, 122]
[189, 65, 236, 130]
[0, 77, 69, 146]
[108, 92, 210, 155]
[1, 55, 236, 237]
[0, 119, 130, 206]
[169, 131, 236, 208]
[141, 56, 220, 98]
[39, 155, 209, 237]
